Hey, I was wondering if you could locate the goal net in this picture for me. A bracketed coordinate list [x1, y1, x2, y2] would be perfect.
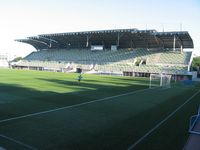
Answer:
[149, 74, 171, 88]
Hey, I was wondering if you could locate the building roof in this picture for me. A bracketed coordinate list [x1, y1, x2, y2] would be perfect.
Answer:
[15, 28, 193, 50]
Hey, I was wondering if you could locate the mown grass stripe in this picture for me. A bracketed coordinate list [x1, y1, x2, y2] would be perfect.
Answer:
[0, 134, 37, 150]
[0, 88, 151, 124]
[127, 89, 200, 150]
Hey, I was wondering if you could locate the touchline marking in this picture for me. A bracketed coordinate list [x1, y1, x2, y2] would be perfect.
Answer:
[0, 134, 37, 150]
[0, 88, 152, 124]
[127, 89, 200, 150]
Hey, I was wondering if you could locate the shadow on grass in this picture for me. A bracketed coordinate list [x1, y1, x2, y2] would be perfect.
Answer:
[0, 83, 90, 120]
[0, 81, 199, 150]
[0, 77, 147, 121]
[36, 76, 148, 89]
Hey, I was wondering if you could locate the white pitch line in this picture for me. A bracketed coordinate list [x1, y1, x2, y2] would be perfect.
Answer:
[0, 88, 152, 124]
[0, 134, 37, 150]
[127, 89, 200, 150]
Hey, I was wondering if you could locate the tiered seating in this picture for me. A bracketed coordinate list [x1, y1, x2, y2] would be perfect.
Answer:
[17, 60, 67, 69]
[18, 48, 192, 75]
[158, 51, 192, 65]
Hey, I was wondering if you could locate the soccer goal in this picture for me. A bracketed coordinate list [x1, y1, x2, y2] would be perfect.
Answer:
[189, 105, 200, 135]
[149, 74, 171, 88]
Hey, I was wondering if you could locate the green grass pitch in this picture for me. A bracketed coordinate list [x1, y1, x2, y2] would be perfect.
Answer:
[0, 69, 200, 150]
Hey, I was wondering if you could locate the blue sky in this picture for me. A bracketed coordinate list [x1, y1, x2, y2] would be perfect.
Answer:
[0, 0, 200, 58]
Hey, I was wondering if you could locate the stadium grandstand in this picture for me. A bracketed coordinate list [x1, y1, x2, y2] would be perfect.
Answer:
[14, 28, 194, 79]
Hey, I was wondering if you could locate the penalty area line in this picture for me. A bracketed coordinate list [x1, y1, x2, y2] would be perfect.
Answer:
[0, 134, 37, 150]
[127, 89, 200, 150]
[0, 87, 152, 124]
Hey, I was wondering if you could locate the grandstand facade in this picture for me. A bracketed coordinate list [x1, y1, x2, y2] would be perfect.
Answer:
[14, 28, 194, 78]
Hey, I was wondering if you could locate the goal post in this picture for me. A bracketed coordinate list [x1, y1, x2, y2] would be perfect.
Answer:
[149, 73, 171, 88]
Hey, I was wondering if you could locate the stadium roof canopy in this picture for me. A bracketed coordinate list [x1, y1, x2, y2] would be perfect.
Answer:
[15, 28, 193, 50]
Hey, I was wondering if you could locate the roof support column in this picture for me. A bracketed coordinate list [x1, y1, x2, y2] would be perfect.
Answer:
[86, 35, 89, 47]
[154, 35, 161, 48]
[49, 38, 52, 48]
[130, 40, 135, 49]
[145, 39, 149, 49]
[116, 32, 124, 47]
[117, 32, 120, 46]
[86, 35, 92, 48]
[181, 45, 183, 53]
[174, 34, 183, 53]
[38, 36, 58, 48]
[173, 35, 176, 51]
